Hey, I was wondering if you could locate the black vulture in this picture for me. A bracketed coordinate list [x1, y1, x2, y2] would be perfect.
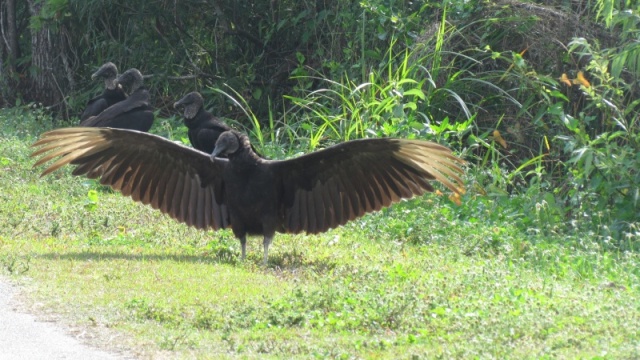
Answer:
[173, 91, 264, 157]
[80, 62, 127, 122]
[173, 92, 232, 154]
[79, 68, 154, 132]
[32, 127, 465, 264]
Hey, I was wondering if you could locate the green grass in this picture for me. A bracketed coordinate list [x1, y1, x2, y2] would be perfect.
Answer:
[1, 111, 639, 358]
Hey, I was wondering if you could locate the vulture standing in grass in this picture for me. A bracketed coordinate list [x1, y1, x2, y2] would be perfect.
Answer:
[32, 127, 465, 264]
[80, 62, 127, 121]
[173, 92, 232, 154]
[79, 68, 154, 132]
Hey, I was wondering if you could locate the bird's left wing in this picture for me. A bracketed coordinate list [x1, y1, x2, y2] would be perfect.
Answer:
[32, 127, 230, 230]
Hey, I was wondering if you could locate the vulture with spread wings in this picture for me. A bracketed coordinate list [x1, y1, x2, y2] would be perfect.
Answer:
[32, 127, 465, 264]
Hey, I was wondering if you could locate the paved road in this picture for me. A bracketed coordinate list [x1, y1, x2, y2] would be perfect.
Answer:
[0, 280, 128, 360]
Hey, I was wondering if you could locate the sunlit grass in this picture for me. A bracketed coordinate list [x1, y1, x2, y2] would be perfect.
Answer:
[1, 110, 639, 358]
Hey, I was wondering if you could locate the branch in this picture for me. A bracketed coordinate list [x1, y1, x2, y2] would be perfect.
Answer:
[142, 73, 224, 81]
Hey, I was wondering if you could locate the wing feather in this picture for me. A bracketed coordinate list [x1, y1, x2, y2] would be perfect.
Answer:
[159, 169, 179, 213]
[339, 168, 362, 218]
[31, 127, 229, 230]
[312, 186, 325, 233]
[147, 162, 167, 209]
[333, 171, 356, 221]
[275, 137, 465, 234]
[298, 189, 309, 232]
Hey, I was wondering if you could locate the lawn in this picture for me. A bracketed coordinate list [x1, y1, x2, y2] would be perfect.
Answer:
[1, 112, 639, 359]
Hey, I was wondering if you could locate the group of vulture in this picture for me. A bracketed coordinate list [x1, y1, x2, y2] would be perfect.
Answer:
[77, 62, 227, 152]
[32, 62, 466, 265]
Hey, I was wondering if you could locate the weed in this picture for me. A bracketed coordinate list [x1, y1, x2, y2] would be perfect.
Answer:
[0, 254, 30, 274]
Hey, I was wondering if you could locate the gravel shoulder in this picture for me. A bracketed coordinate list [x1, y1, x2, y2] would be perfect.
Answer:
[0, 278, 131, 360]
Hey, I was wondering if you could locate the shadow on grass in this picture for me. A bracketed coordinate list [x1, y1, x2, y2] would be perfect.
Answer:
[34, 250, 340, 274]
[36, 251, 238, 266]
[267, 249, 338, 274]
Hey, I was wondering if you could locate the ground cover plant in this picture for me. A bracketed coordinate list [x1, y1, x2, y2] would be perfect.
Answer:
[1, 107, 640, 358]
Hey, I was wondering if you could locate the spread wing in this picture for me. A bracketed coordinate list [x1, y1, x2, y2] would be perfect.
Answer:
[31, 127, 230, 230]
[274, 138, 465, 234]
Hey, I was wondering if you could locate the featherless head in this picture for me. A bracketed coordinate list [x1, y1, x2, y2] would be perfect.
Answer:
[174, 92, 204, 119]
[210, 131, 242, 159]
[116, 68, 144, 93]
[91, 62, 118, 81]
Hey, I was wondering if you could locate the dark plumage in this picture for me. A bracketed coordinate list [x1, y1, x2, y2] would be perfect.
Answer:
[173, 91, 263, 157]
[80, 62, 127, 121]
[32, 128, 465, 264]
[173, 92, 231, 154]
[80, 68, 154, 132]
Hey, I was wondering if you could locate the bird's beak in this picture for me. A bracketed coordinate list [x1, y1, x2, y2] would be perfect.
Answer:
[210, 146, 223, 162]
[173, 101, 182, 109]
[211, 147, 223, 158]
[91, 73, 99, 80]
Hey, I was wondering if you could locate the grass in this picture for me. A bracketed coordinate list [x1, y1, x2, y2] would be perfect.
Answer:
[1, 109, 640, 359]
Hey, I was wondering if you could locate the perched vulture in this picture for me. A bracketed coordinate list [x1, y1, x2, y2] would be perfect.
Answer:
[32, 128, 465, 264]
[79, 68, 154, 132]
[173, 92, 232, 154]
[80, 62, 127, 121]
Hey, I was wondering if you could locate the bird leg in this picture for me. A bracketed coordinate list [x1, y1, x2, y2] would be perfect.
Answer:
[263, 235, 273, 265]
[239, 235, 247, 261]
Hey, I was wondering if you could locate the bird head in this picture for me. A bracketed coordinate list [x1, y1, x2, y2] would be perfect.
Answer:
[173, 92, 204, 120]
[91, 62, 119, 89]
[210, 131, 241, 161]
[115, 68, 144, 93]
[91, 62, 118, 80]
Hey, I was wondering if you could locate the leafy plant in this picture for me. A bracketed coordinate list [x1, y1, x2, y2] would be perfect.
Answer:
[545, 38, 640, 239]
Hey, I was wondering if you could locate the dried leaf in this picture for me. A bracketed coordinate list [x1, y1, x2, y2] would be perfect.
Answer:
[560, 73, 572, 86]
[449, 192, 462, 206]
[574, 71, 591, 88]
[493, 130, 508, 149]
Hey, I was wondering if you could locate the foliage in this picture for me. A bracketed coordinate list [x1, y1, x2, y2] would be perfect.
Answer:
[2, 0, 639, 238]
[553, 38, 640, 237]
[2, 0, 446, 119]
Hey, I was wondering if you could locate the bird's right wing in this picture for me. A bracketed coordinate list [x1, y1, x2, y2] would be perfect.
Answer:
[273, 138, 465, 234]
[32, 127, 230, 230]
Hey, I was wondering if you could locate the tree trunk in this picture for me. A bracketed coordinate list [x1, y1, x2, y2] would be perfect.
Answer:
[27, 0, 63, 108]
[0, 35, 4, 107]
[1, 0, 19, 105]
[6, 0, 19, 65]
